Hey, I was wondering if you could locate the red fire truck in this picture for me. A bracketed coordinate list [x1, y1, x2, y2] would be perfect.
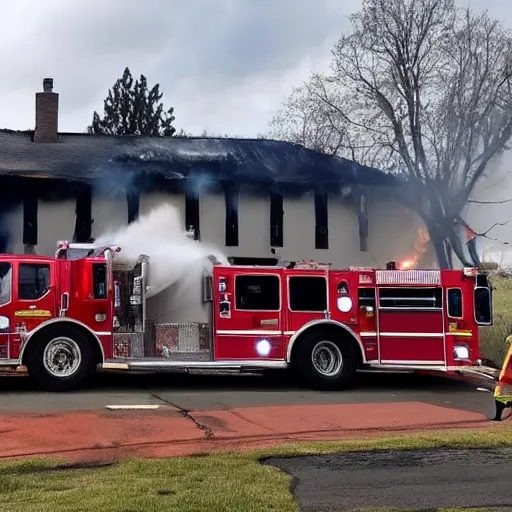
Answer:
[0, 241, 494, 392]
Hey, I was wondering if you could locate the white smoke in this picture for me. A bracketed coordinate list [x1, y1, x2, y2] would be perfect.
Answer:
[95, 203, 228, 298]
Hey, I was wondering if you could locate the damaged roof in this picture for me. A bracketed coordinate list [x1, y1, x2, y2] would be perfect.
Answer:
[0, 130, 396, 187]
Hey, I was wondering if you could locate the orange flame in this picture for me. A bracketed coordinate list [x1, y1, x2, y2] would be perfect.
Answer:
[399, 259, 416, 270]
[397, 228, 431, 270]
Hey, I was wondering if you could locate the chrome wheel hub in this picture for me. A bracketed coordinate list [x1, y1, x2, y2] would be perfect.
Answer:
[43, 337, 81, 378]
[311, 341, 343, 377]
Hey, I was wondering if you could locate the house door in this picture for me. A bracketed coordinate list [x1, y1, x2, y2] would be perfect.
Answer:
[377, 286, 446, 366]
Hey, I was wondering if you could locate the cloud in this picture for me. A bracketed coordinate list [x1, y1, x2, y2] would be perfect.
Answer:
[0, 0, 510, 136]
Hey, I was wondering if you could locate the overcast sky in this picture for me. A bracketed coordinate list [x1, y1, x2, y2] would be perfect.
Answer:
[0, 0, 509, 137]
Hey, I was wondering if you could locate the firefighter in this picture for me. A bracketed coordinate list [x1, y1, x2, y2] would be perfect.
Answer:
[492, 331, 512, 421]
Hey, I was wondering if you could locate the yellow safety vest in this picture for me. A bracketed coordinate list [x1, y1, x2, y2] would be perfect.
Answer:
[494, 337, 512, 404]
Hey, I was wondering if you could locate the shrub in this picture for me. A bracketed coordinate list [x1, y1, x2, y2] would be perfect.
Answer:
[479, 261, 499, 271]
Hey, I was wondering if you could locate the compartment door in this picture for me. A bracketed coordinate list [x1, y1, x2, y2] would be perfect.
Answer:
[377, 286, 446, 366]
[213, 267, 284, 360]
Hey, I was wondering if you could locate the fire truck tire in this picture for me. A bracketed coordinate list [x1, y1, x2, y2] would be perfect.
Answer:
[26, 325, 97, 392]
[294, 330, 357, 390]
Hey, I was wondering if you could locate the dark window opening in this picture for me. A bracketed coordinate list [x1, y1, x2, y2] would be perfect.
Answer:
[92, 263, 107, 299]
[358, 288, 376, 307]
[476, 274, 489, 288]
[357, 192, 368, 252]
[314, 192, 328, 250]
[74, 186, 93, 243]
[18, 263, 50, 300]
[127, 190, 140, 224]
[185, 191, 200, 240]
[23, 194, 38, 247]
[337, 281, 349, 294]
[224, 184, 239, 247]
[0, 263, 12, 306]
[447, 288, 463, 318]
[235, 275, 280, 311]
[270, 190, 283, 247]
[289, 276, 327, 312]
[475, 287, 492, 325]
[379, 287, 442, 309]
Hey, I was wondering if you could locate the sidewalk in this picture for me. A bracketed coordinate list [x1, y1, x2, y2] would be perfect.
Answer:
[0, 401, 498, 463]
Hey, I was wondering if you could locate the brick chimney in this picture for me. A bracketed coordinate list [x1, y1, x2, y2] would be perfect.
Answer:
[34, 78, 59, 142]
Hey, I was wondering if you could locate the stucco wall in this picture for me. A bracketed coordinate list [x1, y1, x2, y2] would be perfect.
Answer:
[366, 192, 425, 266]
[2, 188, 425, 267]
[92, 196, 128, 241]
[38, 200, 76, 256]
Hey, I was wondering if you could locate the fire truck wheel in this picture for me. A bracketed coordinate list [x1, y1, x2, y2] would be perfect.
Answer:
[26, 325, 96, 392]
[294, 331, 356, 390]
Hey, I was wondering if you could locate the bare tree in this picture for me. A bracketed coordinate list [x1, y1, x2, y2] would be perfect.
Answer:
[269, 0, 512, 268]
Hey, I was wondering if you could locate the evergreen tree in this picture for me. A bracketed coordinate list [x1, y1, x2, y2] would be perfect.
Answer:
[88, 67, 176, 136]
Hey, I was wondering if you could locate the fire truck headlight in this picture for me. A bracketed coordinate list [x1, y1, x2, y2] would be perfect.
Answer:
[454, 345, 470, 360]
[256, 339, 272, 357]
[95, 313, 107, 323]
[337, 296, 353, 313]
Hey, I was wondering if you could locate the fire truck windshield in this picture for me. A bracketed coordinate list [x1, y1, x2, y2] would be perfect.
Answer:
[0, 263, 11, 306]
[67, 248, 95, 260]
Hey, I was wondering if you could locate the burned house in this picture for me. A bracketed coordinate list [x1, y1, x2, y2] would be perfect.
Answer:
[0, 79, 424, 267]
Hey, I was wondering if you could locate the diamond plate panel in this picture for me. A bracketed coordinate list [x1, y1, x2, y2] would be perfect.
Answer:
[113, 333, 144, 358]
[156, 323, 210, 358]
[376, 270, 441, 286]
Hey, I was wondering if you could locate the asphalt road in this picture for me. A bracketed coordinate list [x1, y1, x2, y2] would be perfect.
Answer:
[0, 369, 498, 415]
[265, 448, 512, 511]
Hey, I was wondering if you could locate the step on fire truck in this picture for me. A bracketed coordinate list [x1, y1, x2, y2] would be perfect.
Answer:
[0, 241, 495, 392]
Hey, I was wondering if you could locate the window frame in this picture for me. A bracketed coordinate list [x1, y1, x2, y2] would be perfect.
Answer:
[0, 262, 13, 307]
[446, 287, 463, 319]
[92, 263, 108, 300]
[234, 273, 281, 312]
[17, 263, 52, 301]
[358, 287, 376, 306]
[288, 275, 329, 313]
[474, 285, 493, 326]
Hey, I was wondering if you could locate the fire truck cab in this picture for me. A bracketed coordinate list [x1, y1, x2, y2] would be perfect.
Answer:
[0, 242, 494, 392]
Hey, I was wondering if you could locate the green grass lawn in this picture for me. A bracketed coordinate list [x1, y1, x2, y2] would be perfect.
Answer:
[0, 428, 511, 512]
[480, 273, 512, 366]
